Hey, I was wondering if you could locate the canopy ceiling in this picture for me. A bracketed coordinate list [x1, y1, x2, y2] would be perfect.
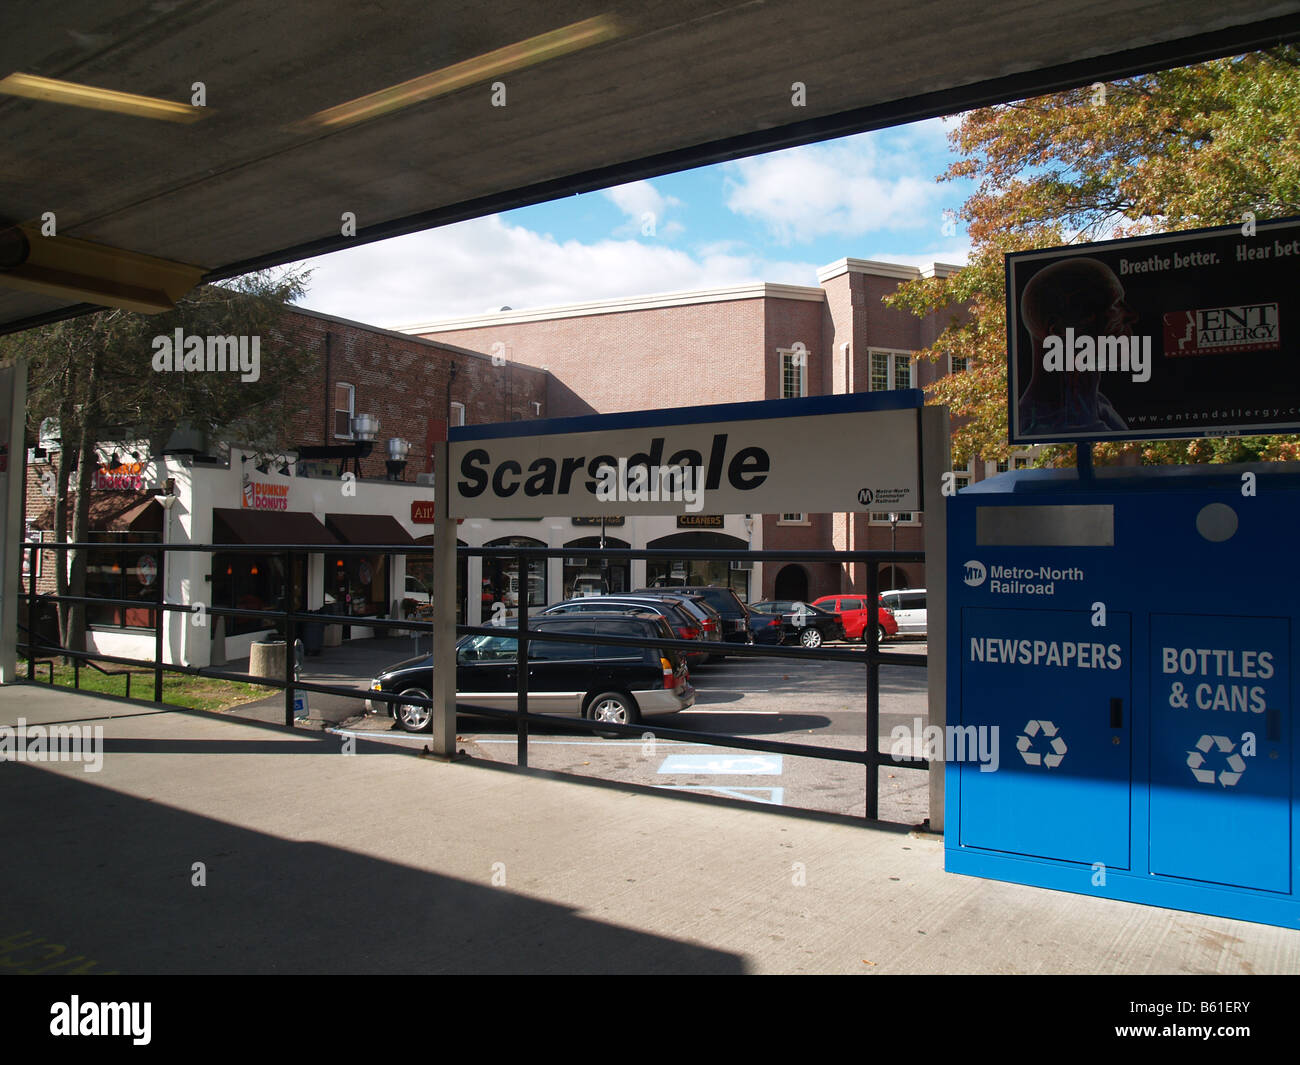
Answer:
[2, 1, 1298, 334]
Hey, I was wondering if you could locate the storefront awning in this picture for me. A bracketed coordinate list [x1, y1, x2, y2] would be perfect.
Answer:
[32, 493, 162, 533]
[325, 513, 415, 547]
[213, 508, 338, 546]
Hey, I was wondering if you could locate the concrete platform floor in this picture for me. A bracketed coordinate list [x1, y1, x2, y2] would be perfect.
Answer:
[1, 682, 1296, 974]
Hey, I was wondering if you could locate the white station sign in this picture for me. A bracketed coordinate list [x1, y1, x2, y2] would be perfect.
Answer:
[449, 396, 922, 519]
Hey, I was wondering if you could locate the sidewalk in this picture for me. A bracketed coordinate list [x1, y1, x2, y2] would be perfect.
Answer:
[1, 682, 1296, 974]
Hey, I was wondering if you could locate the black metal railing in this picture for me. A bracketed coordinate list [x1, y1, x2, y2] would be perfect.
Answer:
[18, 540, 927, 820]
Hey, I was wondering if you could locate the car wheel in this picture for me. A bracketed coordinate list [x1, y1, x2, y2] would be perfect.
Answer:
[395, 687, 433, 733]
[878, 624, 889, 643]
[799, 627, 823, 649]
[584, 691, 640, 737]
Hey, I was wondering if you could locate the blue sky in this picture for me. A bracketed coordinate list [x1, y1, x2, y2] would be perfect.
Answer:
[293, 116, 975, 328]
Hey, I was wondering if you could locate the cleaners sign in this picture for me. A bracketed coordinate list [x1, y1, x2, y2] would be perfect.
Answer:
[1007, 215, 1300, 444]
[449, 392, 922, 520]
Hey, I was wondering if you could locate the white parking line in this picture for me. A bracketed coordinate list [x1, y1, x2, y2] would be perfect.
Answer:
[657, 785, 785, 805]
[681, 708, 780, 714]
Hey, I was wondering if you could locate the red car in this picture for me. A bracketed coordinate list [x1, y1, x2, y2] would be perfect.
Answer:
[811, 595, 898, 642]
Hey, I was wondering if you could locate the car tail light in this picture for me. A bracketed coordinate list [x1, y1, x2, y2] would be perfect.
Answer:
[702, 617, 717, 633]
[678, 625, 700, 640]
[661, 657, 675, 689]
[767, 617, 780, 627]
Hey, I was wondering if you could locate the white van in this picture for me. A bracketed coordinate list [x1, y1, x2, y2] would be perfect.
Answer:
[879, 588, 927, 635]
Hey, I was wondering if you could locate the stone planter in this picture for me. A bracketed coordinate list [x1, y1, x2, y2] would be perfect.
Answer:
[249, 639, 288, 679]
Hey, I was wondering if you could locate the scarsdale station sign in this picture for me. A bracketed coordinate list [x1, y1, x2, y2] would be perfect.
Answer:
[449, 392, 923, 519]
[1007, 216, 1300, 444]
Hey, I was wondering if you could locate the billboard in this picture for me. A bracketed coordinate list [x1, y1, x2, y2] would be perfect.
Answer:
[1006, 217, 1300, 444]
[449, 391, 922, 520]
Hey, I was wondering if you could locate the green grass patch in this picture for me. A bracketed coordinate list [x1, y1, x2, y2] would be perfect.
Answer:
[29, 660, 276, 712]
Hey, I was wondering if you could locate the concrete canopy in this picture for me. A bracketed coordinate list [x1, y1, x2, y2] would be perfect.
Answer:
[1, 1, 1299, 334]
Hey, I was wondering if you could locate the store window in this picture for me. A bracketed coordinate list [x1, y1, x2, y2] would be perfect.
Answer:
[327, 552, 388, 618]
[406, 537, 467, 623]
[562, 536, 629, 599]
[85, 532, 160, 629]
[210, 552, 308, 636]
[483, 536, 547, 616]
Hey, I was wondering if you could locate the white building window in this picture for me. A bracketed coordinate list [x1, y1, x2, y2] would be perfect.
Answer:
[870, 511, 918, 524]
[450, 401, 466, 427]
[949, 353, 969, 374]
[779, 349, 807, 399]
[869, 349, 913, 391]
[778, 513, 807, 524]
[333, 383, 355, 439]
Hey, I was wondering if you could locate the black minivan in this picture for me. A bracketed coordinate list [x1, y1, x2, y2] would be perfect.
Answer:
[367, 614, 695, 733]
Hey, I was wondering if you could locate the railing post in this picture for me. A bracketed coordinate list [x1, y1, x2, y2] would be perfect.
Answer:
[516, 549, 529, 768]
[153, 546, 166, 702]
[865, 562, 880, 820]
[284, 548, 296, 727]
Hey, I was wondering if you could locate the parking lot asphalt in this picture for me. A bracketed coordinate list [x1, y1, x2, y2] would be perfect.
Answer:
[225, 634, 932, 823]
[3, 681, 1297, 975]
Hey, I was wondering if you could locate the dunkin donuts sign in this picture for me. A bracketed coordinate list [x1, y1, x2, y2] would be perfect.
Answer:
[241, 474, 289, 511]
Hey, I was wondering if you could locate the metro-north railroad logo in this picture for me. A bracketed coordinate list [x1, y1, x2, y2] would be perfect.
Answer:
[1163, 303, 1279, 357]
[962, 560, 986, 587]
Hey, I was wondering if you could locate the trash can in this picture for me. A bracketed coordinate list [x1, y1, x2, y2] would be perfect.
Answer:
[301, 609, 325, 656]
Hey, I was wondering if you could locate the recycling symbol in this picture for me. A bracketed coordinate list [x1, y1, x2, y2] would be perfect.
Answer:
[1017, 720, 1067, 768]
[1187, 734, 1246, 787]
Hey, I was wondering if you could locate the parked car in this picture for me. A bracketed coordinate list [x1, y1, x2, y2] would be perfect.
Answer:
[749, 600, 846, 648]
[811, 594, 898, 642]
[747, 608, 785, 645]
[879, 588, 927, 635]
[540, 594, 719, 663]
[622, 590, 727, 662]
[636, 585, 751, 647]
[367, 613, 694, 732]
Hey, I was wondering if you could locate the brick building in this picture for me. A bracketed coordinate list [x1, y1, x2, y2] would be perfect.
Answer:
[21, 307, 548, 665]
[403, 257, 988, 602]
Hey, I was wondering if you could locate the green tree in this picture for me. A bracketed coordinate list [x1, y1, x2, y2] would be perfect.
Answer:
[0, 268, 313, 652]
[888, 46, 1300, 467]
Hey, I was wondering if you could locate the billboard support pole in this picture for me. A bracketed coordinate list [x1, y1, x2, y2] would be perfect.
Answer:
[1078, 441, 1094, 481]
[921, 404, 950, 833]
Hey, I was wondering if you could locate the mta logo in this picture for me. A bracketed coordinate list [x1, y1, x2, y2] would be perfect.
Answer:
[962, 560, 987, 587]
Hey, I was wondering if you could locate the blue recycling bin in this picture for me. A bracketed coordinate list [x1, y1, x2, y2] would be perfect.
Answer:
[946, 463, 1298, 928]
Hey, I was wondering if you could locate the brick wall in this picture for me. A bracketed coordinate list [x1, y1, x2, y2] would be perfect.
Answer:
[419, 298, 778, 417]
[279, 308, 547, 475]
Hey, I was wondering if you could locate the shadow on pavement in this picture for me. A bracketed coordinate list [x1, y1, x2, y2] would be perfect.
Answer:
[0, 760, 746, 974]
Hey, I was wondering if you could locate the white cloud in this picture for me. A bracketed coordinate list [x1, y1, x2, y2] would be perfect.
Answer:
[724, 131, 951, 243]
[601, 179, 684, 238]
[292, 214, 820, 328]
